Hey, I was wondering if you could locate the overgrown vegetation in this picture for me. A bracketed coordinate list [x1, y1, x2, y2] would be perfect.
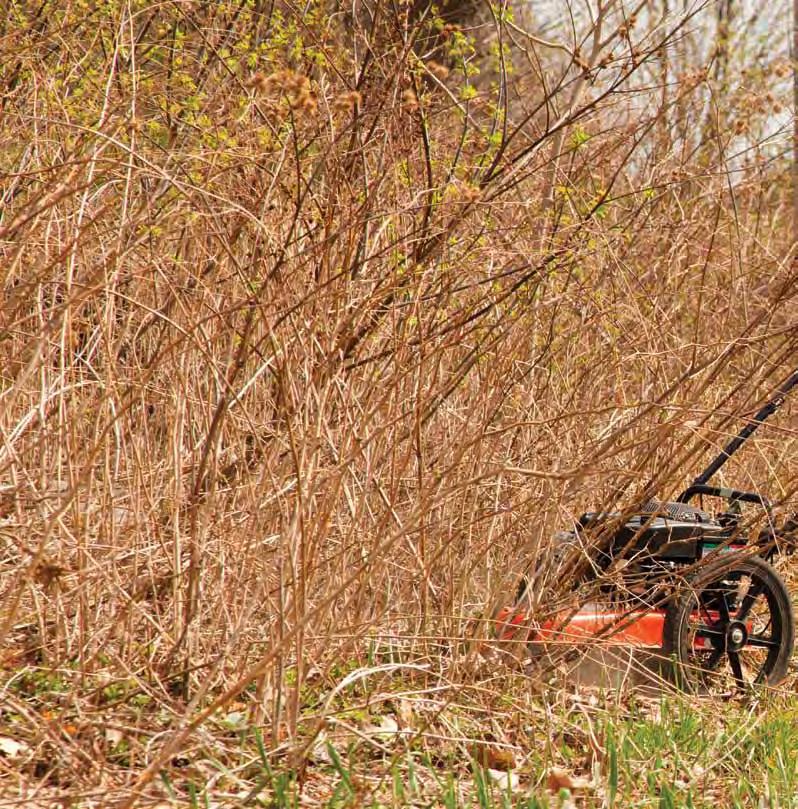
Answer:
[0, 0, 796, 804]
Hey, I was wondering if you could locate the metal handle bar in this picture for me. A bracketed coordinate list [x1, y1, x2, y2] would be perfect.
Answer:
[680, 368, 798, 497]
[677, 484, 771, 509]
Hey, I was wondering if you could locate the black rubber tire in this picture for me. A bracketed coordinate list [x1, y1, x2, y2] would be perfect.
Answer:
[662, 554, 794, 693]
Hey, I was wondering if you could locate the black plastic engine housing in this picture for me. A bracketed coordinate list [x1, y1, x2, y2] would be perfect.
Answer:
[578, 500, 734, 563]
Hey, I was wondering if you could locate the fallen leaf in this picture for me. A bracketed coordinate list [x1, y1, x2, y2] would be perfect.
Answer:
[368, 715, 399, 740]
[567, 689, 599, 708]
[546, 766, 592, 793]
[638, 696, 662, 723]
[105, 727, 123, 746]
[487, 768, 520, 791]
[0, 736, 28, 758]
[222, 710, 247, 730]
[310, 732, 333, 763]
[396, 699, 414, 728]
[471, 742, 516, 771]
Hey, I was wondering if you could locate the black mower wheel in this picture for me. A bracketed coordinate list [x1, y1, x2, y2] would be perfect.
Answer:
[662, 554, 794, 693]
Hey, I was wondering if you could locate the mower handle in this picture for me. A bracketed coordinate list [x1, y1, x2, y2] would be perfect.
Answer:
[681, 369, 798, 495]
[676, 484, 771, 509]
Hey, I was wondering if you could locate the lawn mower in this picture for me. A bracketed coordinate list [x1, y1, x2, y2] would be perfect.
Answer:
[494, 370, 798, 693]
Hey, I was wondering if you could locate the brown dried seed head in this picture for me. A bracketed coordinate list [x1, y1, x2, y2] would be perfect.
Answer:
[33, 560, 68, 588]
[247, 72, 269, 93]
[289, 85, 316, 113]
[461, 183, 481, 203]
[445, 180, 481, 205]
[427, 61, 450, 81]
[402, 88, 419, 110]
[334, 90, 362, 112]
[283, 72, 300, 91]
[440, 23, 458, 39]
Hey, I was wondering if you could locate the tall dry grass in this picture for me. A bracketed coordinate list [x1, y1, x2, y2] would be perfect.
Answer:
[1, 0, 797, 800]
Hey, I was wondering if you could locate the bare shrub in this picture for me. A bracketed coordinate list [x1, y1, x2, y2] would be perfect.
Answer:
[0, 0, 796, 800]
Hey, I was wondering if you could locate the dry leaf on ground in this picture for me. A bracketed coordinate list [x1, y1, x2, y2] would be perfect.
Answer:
[487, 768, 520, 791]
[546, 766, 592, 793]
[0, 736, 29, 758]
[396, 699, 414, 728]
[368, 715, 400, 740]
[471, 742, 517, 771]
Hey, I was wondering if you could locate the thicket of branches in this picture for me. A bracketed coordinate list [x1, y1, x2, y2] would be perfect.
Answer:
[1, 0, 797, 798]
